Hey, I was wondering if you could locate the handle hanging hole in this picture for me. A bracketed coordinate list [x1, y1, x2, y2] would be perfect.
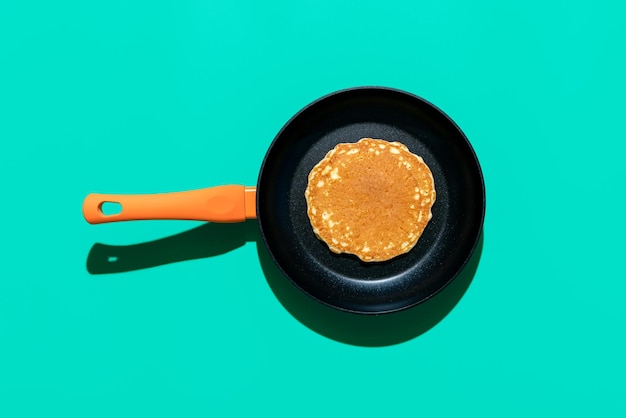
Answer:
[100, 201, 122, 216]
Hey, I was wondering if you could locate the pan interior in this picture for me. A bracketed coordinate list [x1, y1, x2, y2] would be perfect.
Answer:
[257, 88, 485, 314]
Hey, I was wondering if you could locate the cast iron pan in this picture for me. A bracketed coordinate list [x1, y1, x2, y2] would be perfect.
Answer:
[258, 87, 484, 313]
[83, 87, 485, 314]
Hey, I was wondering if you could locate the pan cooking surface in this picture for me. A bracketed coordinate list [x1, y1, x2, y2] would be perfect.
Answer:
[257, 87, 485, 313]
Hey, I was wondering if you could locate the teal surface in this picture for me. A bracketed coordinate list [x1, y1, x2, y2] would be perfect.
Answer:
[2, 1, 625, 416]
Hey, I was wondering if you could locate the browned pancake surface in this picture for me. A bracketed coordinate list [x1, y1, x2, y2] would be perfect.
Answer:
[305, 138, 436, 262]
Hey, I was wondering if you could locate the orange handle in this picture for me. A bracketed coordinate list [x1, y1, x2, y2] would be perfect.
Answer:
[83, 185, 257, 224]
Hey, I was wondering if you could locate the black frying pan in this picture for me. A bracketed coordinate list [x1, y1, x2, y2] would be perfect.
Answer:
[83, 87, 485, 314]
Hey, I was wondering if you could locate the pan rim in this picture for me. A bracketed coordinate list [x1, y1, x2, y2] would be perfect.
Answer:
[257, 86, 485, 314]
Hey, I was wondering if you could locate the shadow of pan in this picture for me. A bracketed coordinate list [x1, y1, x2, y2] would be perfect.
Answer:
[86, 222, 483, 347]
[259, 232, 484, 347]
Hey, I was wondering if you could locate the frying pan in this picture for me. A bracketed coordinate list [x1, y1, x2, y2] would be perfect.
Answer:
[83, 87, 485, 314]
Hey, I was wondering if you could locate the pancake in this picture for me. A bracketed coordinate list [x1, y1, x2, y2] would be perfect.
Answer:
[305, 138, 436, 262]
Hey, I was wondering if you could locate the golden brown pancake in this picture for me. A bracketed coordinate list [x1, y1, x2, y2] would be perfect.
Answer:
[305, 138, 436, 262]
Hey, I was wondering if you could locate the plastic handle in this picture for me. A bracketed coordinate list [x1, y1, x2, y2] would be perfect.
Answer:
[83, 185, 257, 224]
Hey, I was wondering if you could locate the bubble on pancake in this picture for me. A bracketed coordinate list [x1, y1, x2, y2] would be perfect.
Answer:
[304, 138, 436, 262]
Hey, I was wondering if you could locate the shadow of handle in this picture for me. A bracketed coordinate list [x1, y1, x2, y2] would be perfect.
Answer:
[87, 220, 260, 274]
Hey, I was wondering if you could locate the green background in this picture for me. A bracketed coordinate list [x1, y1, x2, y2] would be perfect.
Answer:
[2, 0, 625, 416]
